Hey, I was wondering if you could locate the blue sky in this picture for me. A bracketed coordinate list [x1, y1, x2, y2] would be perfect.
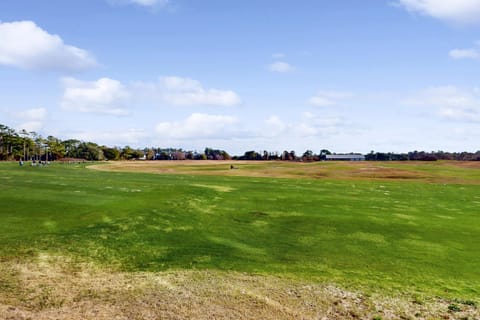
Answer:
[1, 0, 480, 154]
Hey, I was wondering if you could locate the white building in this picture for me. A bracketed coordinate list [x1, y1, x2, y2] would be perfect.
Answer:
[325, 154, 365, 161]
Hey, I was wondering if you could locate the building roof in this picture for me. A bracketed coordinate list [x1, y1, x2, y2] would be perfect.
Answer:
[325, 154, 365, 160]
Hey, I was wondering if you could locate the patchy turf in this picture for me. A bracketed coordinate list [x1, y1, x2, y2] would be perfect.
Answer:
[89, 160, 480, 184]
[1, 161, 480, 319]
[1, 254, 478, 320]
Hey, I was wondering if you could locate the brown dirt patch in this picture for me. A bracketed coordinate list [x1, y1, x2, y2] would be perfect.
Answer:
[1, 254, 478, 320]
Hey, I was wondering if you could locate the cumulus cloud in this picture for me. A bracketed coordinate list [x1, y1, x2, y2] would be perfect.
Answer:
[135, 76, 241, 106]
[397, 0, 480, 24]
[60, 76, 240, 114]
[405, 85, 480, 122]
[155, 113, 240, 139]
[268, 61, 294, 73]
[60, 77, 130, 115]
[0, 21, 97, 71]
[74, 128, 148, 145]
[309, 91, 352, 107]
[261, 112, 345, 139]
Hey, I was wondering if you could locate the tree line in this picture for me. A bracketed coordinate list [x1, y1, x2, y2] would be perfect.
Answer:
[1, 123, 479, 162]
[0, 124, 231, 161]
[364, 150, 480, 161]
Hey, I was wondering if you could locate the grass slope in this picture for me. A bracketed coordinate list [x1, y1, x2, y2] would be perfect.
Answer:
[1, 162, 480, 301]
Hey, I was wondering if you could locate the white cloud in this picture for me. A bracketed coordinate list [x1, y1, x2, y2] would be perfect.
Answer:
[60, 77, 130, 115]
[294, 112, 344, 137]
[15, 108, 47, 121]
[155, 113, 239, 139]
[13, 107, 48, 132]
[449, 42, 480, 59]
[74, 128, 148, 145]
[17, 121, 44, 132]
[135, 76, 241, 106]
[263, 115, 288, 137]
[309, 91, 352, 107]
[59, 76, 240, 115]
[405, 85, 480, 122]
[439, 107, 480, 121]
[0, 21, 97, 71]
[261, 112, 345, 139]
[151, 112, 347, 152]
[397, 0, 480, 24]
[449, 48, 480, 59]
[107, 0, 169, 8]
[268, 61, 294, 73]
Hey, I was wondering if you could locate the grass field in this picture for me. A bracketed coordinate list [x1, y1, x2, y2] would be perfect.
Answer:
[1, 161, 480, 319]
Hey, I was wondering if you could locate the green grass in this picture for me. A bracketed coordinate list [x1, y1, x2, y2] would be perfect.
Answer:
[1, 162, 480, 300]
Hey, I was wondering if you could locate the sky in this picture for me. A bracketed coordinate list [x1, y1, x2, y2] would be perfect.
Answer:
[1, 0, 480, 155]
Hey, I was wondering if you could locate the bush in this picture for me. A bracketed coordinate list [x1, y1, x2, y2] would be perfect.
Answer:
[454, 299, 477, 307]
[448, 304, 461, 312]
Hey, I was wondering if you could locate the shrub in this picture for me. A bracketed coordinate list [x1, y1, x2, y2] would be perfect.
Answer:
[448, 304, 461, 312]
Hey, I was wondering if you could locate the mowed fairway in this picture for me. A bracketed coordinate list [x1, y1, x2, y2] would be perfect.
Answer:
[1, 161, 480, 319]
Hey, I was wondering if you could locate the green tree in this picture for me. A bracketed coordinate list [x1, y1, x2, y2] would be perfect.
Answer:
[144, 148, 155, 160]
[102, 146, 120, 160]
[302, 150, 314, 161]
[47, 136, 66, 160]
[121, 146, 134, 160]
[62, 139, 81, 158]
[0, 125, 18, 160]
[77, 142, 104, 161]
[19, 129, 30, 161]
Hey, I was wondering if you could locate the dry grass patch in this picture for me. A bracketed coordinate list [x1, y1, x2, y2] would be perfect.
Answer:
[351, 166, 428, 180]
[447, 161, 480, 169]
[88, 161, 305, 179]
[1, 254, 478, 320]
[88, 160, 480, 184]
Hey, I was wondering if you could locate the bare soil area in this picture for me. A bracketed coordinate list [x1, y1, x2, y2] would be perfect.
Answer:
[1, 255, 477, 320]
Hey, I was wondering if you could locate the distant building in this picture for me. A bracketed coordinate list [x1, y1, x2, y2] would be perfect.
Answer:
[325, 154, 365, 161]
